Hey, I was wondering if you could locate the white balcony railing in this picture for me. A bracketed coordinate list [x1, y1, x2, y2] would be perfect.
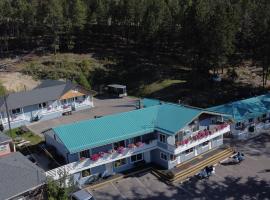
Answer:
[38, 105, 72, 116]
[2, 114, 26, 124]
[74, 100, 92, 107]
[46, 139, 157, 180]
[168, 125, 230, 155]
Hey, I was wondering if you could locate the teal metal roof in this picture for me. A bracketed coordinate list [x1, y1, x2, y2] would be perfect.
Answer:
[53, 103, 221, 153]
[208, 93, 270, 122]
[155, 104, 202, 134]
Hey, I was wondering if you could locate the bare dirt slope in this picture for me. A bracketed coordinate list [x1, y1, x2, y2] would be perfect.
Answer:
[0, 72, 40, 92]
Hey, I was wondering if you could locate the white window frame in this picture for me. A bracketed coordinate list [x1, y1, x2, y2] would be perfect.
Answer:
[0, 145, 7, 152]
[81, 168, 91, 178]
[113, 140, 126, 149]
[80, 149, 90, 159]
[213, 135, 223, 142]
[114, 158, 128, 168]
[200, 141, 209, 147]
[236, 122, 242, 127]
[160, 152, 168, 161]
[159, 134, 166, 143]
[11, 108, 21, 115]
[170, 154, 176, 161]
[129, 136, 142, 144]
[185, 148, 194, 155]
[38, 102, 47, 109]
[130, 153, 143, 163]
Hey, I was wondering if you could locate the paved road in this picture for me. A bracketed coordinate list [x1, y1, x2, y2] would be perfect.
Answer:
[90, 133, 270, 200]
[27, 97, 138, 134]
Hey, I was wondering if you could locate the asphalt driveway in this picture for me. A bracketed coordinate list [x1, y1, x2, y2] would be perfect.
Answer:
[27, 97, 138, 135]
[89, 133, 270, 200]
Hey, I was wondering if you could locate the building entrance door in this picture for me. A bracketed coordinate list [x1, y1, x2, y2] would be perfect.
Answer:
[106, 163, 114, 175]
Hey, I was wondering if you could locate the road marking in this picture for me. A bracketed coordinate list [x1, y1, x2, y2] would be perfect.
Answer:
[110, 182, 127, 200]
[134, 177, 152, 196]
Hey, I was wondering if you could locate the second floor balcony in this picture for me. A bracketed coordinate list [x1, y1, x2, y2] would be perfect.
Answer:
[46, 139, 158, 180]
[167, 123, 230, 154]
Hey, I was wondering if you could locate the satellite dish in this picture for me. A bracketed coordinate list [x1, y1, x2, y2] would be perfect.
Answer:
[167, 136, 175, 145]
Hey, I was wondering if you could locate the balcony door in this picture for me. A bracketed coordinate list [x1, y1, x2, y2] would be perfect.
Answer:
[80, 150, 90, 159]
[130, 136, 141, 144]
[113, 140, 125, 150]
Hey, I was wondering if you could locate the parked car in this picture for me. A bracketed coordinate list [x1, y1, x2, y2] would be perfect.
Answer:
[71, 190, 95, 200]
[197, 165, 215, 179]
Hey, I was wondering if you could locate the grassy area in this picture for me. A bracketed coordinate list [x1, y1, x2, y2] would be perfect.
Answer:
[21, 53, 108, 81]
[138, 79, 185, 96]
[6, 128, 43, 145]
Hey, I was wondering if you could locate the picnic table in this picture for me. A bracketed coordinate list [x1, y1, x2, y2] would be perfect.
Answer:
[16, 139, 31, 147]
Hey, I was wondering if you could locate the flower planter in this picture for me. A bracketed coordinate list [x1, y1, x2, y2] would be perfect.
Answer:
[117, 146, 126, 154]
[90, 154, 100, 161]
[128, 143, 136, 149]
[99, 152, 105, 157]
[80, 157, 86, 162]
[136, 142, 144, 147]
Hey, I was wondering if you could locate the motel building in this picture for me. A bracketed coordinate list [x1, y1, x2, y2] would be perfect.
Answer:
[45, 102, 230, 187]
[208, 93, 270, 140]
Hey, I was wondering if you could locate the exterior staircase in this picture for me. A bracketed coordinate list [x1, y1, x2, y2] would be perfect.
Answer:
[152, 147, 235, 184]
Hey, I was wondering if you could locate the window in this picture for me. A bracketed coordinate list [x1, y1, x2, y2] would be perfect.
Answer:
[214, 135, 222, 141]
[249, 118, 253, 123]
[11, 108, 21, 115]
[114, 158, 127, 168]
[81, 168, 91, 177]
[170, 154, 176, 161]
[80, 150, 90, 158]
[131, 153, 143, 163]
[236, 122, 242, 127]
[175, 134, 179, 143]
[185, 148, 194, 154]
[160, 152, 167, 161]
[0, 145, 7, 152]
[159, 134, 166, 143]
[61, 99, 67, 104]
[200, 141, 209, 147]
[38, 102, 47, 109]
[130, 136, 141, 144]
[114, 140, 125, 149]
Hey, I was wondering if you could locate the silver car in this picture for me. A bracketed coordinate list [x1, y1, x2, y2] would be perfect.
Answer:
[71, 190, 95, 200]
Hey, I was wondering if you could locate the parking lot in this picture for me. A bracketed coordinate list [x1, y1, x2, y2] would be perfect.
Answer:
[27, 97, 138, 134]
[89, 133, 270, 200]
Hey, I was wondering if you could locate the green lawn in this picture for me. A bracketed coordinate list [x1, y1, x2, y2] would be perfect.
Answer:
[139, 79, 186, 96]
[6, 128, 43, 145]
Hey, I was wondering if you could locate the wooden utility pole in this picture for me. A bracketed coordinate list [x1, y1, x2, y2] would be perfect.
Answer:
[4, 94, 12, 137]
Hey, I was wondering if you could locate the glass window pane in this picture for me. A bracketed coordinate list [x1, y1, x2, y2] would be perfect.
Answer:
[137, 153, 142, 160]
[131, 155, 136, 162]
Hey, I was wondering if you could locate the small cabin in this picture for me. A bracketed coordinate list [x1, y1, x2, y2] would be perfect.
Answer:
[106, 84, 127, 98]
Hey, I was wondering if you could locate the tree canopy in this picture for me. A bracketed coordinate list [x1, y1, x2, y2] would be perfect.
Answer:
[1, 0, 270, 81]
